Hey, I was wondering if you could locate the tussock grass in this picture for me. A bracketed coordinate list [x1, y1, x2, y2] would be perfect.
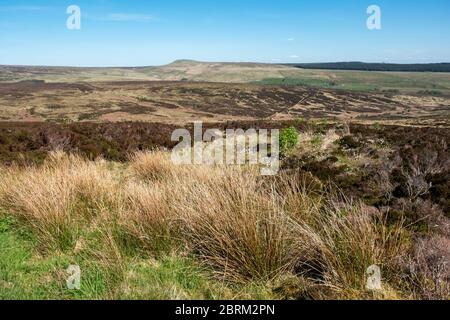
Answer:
[0, 151, 429, 299]
[0, 151, 119, 251]
[119, 180, 174, 255]
[171, 167, 297, 282]
[129, 151, 175, 181]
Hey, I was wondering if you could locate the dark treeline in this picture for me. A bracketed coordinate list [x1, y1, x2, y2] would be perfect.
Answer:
[284, 62, 450, 72]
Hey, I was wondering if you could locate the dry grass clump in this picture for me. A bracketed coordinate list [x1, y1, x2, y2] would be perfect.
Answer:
[128, 150, 230, 184]
[118, 180, 174, 255]
[0, 151, 118, 250]
[129, 151, 175, 181]
[169, 166, 298, 282]
[269, 173, 406, 297]
[302, 207, 406, 298]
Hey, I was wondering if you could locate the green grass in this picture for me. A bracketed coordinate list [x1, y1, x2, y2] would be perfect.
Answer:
[279, 126, 300, 155]
[0, 216, 277, 300]
[256, 69, 450, 94]
[0, 217, 69, 299]
[119, 257, 276, 300]
[257, 77, 339, 88]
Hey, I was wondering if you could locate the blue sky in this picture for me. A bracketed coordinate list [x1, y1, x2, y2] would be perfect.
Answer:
[0, 0, 449, 66]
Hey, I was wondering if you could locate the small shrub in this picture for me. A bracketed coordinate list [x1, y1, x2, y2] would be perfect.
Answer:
[372, 122, 382, 130]
[279, 127, 299, 155]
[402, 235, 450, 300]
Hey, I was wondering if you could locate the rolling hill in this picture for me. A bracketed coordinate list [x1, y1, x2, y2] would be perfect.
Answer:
[1, 60, 450, 95]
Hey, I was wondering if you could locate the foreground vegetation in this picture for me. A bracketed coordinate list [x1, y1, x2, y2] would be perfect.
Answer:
[0, 123, 448, 300]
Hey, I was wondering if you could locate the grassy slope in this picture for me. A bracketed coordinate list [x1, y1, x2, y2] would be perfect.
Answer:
[1, 60, 450, 94]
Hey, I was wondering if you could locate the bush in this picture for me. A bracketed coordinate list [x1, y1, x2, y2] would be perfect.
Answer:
[279, 127, 299, 155]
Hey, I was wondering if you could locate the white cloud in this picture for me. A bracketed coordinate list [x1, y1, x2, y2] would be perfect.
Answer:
[106, 13, 154, 22]
[287, 38, 295, 41]
[0, 5, 48, 12]
[289, 55, 299, 59]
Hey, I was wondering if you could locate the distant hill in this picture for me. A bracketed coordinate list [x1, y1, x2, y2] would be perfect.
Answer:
[1, 60, 449, 95]
[0, 60, 295, 83]
[285, 62, 450, 72]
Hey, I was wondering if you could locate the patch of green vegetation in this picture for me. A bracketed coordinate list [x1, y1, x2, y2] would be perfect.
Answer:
[0, 217, 66, 299]
[0, 216, 14, 233]
[120, 255, 277, 300]
[120, 257, 212, 300]
[0, 215, 125, 300]
[310, 135, 324, 147]
[279, 127, 299, 155]
[372, 122, 382, 130]
[339, 83, 380, 92]
[0, 216, 277, 300]
[257, 69, 450, 94]
[136, 95, 152, 102]
[256, 77, 338, 88]
[294, 117, 307, 126]
[385, 210, 430, 235]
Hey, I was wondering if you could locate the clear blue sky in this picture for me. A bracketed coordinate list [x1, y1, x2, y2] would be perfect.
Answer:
[0, 0, 449, 66]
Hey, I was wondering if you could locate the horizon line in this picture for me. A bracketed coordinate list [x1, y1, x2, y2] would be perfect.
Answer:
[1, 60, 450, 69]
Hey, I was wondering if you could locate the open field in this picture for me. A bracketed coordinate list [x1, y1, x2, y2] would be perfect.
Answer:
[1, 61, 449, 127]
[0, 80, 449, 127]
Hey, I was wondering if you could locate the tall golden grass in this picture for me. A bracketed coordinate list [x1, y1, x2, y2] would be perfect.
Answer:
[0, 151, 409, 298]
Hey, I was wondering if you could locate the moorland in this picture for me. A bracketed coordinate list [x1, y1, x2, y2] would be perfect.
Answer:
[0, 61, 449, 300]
